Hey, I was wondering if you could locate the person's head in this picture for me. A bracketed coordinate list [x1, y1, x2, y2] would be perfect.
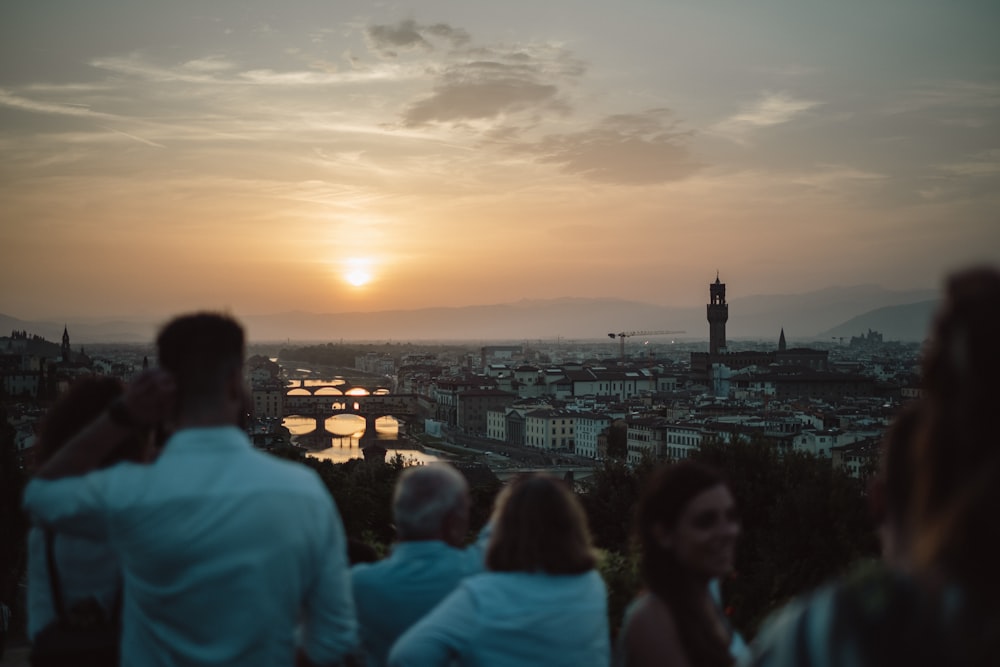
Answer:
[636, 461, 739, 667]
[914, 266, 1000, 593]
[637, 460, 740, 585]
[870, 401, 921, 567]
[486, 473, 596, 575]
[156, 313, 245, 423]
[393, 464, 470, 546]
[38, 375, 152, 467]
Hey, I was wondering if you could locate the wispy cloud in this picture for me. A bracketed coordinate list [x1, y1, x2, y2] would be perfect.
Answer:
[99, 125, 166, 148]
[712, 91, 821, 143]
[0, 88, 118, 119]
[512, 109, 701, 185]
[881, 80, 1000, 116]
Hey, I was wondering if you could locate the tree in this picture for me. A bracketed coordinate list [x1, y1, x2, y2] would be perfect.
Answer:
[578, 435, 879, 638]
[693, 434, 878, 634]
[0, 404, 29, 635]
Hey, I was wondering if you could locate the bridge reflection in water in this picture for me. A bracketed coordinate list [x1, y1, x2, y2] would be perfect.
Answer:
[282, 414, 439, 465]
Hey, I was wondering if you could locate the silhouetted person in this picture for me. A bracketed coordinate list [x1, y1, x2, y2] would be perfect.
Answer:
[26, 376, 154, 665]
[615, 460, 744, 667]
[389, 473, 609, 667]
[746, 266, 1000, 667]
[352, 464, 483, 667]
[23, 313, 357, 666]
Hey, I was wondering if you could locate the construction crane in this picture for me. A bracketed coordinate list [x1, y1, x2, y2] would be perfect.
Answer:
[608, 330, 685, 361]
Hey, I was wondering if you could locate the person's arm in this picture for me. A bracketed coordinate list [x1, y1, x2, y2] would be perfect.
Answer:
[299, 490, 359, 666]
[387, 584, 475, 667]
[35, 369, 174, 480]
[623, 595, 693, 667]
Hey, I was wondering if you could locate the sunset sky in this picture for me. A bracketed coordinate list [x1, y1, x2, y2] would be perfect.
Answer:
[2, 0, 998, 321]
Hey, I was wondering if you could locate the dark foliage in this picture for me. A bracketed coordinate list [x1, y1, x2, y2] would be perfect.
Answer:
[0, 404, 29, 634]
[693, 435, 878, 634]
[270, 447, 500, 549]
[580, 435, 878, 637]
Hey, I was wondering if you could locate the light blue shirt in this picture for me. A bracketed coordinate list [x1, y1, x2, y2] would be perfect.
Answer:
[352, 539, 485, 667]
[388, 569, 610, 667]
[23, 426, 357, 667]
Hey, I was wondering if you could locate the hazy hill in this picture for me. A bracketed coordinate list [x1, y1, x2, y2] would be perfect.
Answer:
[820, 300, 938, 342]
[729, 285, 936, 341]
[0, 285, 940, 343]
[0, 313, 156, 345]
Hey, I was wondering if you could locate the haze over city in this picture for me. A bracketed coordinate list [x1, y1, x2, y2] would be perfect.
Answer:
[2, 0, 998, 322]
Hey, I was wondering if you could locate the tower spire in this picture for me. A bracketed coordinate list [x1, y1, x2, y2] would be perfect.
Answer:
[61, 324, 71, 363]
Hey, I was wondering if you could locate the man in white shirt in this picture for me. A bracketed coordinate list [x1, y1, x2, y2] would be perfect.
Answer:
[23, 313, 358, 666]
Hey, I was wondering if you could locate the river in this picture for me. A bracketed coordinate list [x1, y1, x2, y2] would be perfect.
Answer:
[280, 376, 439, 465]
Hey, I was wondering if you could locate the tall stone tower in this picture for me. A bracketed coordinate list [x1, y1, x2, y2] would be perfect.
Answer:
[707, 273, 728, 355]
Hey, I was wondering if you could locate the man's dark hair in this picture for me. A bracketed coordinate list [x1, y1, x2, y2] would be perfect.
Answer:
[156, 313, 245, 411]
[38, 375, 147, 467]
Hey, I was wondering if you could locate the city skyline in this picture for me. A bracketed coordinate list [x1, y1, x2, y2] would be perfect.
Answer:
[2, 0, 998, 321]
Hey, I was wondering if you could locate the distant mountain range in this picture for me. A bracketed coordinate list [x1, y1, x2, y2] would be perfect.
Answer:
[820, 300, 938, 342]
[0, 285, 939, 344]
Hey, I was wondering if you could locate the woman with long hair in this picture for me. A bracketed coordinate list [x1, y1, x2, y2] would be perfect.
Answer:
[746, 265, 1000, 667]
[27, 375, 155, 664]
[616, 460, 742, 667]
[389, 473, 610, 667]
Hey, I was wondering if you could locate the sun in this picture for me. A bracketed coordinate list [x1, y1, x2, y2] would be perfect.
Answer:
[342, 257, 374, 287]
[345, 269, 371, 287]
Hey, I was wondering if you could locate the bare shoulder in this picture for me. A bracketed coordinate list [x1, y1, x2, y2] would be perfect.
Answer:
[623, 593, 690, 667]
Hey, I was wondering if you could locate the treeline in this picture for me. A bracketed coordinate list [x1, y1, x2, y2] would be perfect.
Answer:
[582, 435, 878, 635]
[277, 434, 877, 638]
[0, 430, 876, 640]
[275, 341, 478, 369]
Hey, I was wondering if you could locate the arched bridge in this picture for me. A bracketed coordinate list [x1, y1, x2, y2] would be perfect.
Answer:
[283, 393, 423, 441]
[284, 380, 393, 396]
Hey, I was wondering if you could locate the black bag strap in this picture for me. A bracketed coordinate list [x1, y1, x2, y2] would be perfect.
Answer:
[43, 528, 69, 624]
[43, 529, 123, 625]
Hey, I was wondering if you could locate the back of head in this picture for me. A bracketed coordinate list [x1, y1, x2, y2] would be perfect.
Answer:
[38, 375, 146, 467]
[393, 464, 469, 541]
[880, 402, 921, 526]
[915, 266, 1000, 601]
[871, 402, 922, 567]
[486, 474, 596, 575]
[156, 313, 244, 414]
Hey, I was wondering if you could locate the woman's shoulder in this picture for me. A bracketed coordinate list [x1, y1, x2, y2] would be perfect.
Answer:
[622, 592, 680, 638]
[747, 562, 955, 667]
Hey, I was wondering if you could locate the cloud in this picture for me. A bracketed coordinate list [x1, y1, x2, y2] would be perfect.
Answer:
[0, 88, 117, 120]
[182, 57, 237, 73]
[400, 44, 585, 127]
[513, 109, 701, 185]
[403, 62, 563, 126]
[712, 91, 820, 143]
[366, 20, 469, 58]
[882, 80, 1000, 116]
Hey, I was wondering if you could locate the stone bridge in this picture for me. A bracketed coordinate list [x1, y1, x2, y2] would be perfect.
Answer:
[283, 393, 423, 441]
[284, 380, 393, 395]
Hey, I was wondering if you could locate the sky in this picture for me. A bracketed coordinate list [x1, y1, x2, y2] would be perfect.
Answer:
[1, 0, 998, 321]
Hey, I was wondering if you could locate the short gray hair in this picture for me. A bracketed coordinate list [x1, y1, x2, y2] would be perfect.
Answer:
[393, 464, 469, 540]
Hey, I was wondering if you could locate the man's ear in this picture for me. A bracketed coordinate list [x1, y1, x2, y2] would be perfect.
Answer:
[652, 522, 674, 551]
